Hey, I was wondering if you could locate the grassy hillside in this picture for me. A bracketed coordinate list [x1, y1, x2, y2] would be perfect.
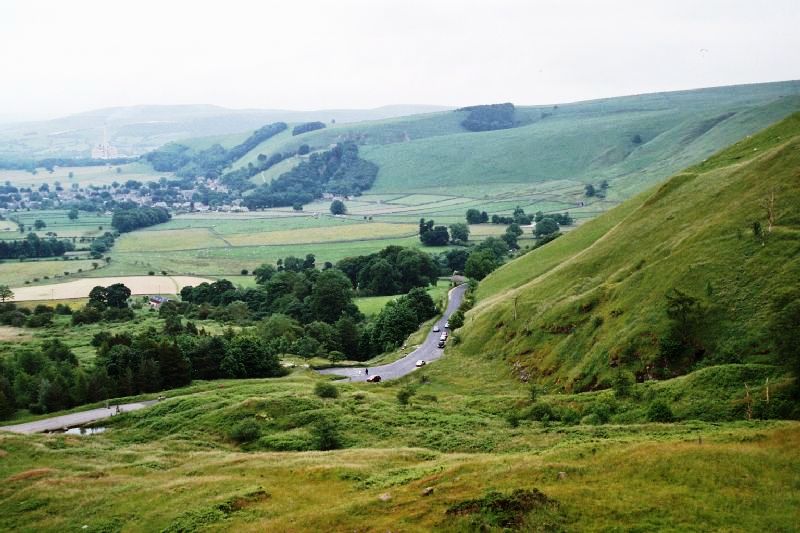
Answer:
[224, 81, 800, 202]
[1, 364, 798, 531]
[459, 112, 800, 395]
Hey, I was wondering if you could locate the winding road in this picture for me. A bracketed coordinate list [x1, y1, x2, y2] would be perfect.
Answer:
[319, 282, 467, 382]
[0, 400, 158, 435]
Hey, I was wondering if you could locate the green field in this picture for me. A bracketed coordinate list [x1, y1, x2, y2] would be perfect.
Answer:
[0, 161, 165, 189]
[355, 283, 449, 317]
[8, 209, 112, 239]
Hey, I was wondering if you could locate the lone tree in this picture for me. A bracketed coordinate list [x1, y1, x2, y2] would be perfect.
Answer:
[330, 199, 347, 215]
[585, 184, 596, 197]
[0, 285, 13, 302]
[34, 219, 46, 230]
[68, 209, 79, 221]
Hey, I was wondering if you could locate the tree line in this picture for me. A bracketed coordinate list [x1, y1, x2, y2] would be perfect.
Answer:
[0, 233, 74, 259]
[457, 103, 516, 132]
[292, 121, 326, 135]
[111, 206, 170, 233]
[243, 142, 378, 210]
[144, 122, 288, 178]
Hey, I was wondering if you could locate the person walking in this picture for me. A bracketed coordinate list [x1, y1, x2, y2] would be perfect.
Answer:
[365, 368, 369, 376]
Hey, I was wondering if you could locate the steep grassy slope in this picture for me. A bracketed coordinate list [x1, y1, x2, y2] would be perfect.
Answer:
[460, 112, 800, 393]
[225, 81, 800, 199]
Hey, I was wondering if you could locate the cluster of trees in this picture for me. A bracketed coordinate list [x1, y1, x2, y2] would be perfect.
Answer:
[585, 181, 609, 198]
[336, 246, 440, 296]
[292, 121, 326, 136]
[145, 122, 288, 178]
[111, 206, 170, 233]
[463, 237, 509, 280]
[89, 232, 115, 257]
[243, 142, 378, 210]
[362, 288, 437, 355]
[419, 218, 450, 246]
[465, 209, 489, 224]
[0, 340, 107, 418]
[220, 151, 296, 192]
[181, 258, 361, 326]
[0, 326, 288, 419]
[93, 326, 285, 398]
[0, 233, 74, 259]
[71, 283, 134, 325]
[0, 302, 71, 329]
[457, 103, 516, 132]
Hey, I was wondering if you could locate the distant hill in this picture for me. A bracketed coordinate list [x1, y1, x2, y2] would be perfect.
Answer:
[457, 112, 800, 393]
[218, 80, 800, 200]
[0, 104, 452, 159]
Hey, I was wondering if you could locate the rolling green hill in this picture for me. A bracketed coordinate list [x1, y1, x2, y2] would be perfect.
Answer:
[223, 81, 800, 202]
[458, 112, 800, 395]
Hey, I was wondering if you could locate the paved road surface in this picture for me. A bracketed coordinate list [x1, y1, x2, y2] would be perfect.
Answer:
[319, 283, 467, 382]
[0, 400, 158, 434]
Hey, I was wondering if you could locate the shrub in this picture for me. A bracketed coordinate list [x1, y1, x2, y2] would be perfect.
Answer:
[613, 370, 635, 398]
[647, 399, 674, 422]
[314, 382, 339, 399]
[558, 407, 581, 425]
[148, 271, 155, 276]
[311, 418, 341, 451]
[581, 413, 602, 425]
[589, 399, 615, 423]
[54, 303, 72, 315]
[527, 401, 555, 421]
[240, 269, 248, 275]
[397, 386, 416, 406]
[229, 419, 261, 443]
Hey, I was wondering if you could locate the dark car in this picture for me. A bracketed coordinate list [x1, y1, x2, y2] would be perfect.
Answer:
[366, 375, 382, 383]
[437, 340, 445, 348]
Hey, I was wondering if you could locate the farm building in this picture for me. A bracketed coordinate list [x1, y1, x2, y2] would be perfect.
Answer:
[148, 295, 170, 309]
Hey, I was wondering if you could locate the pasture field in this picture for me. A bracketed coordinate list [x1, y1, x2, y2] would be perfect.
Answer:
[8, 209, 112, 239]
[0, 259, 101, 287]
[0, 161, 165, 189]
[97, 184, 595, 278]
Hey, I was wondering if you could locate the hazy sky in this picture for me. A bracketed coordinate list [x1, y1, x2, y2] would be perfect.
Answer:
[1, 0, 798, 118]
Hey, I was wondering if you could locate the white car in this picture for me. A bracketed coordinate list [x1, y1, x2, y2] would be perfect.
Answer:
[444, 321, 450, 329]
[433, 325, 440, 332]
[415, 360, 426, 367]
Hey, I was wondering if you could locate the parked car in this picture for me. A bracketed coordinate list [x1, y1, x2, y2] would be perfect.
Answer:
[437, 340, 446, 348]
[415, 360, 426, 367]
[444, 321, 450, 329]
[440, 333, 447, 341]
[433, 325, 440, 332]
[366, 375, 382, 383]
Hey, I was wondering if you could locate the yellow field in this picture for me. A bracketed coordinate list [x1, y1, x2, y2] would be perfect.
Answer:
[10, 275, 212, 301]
